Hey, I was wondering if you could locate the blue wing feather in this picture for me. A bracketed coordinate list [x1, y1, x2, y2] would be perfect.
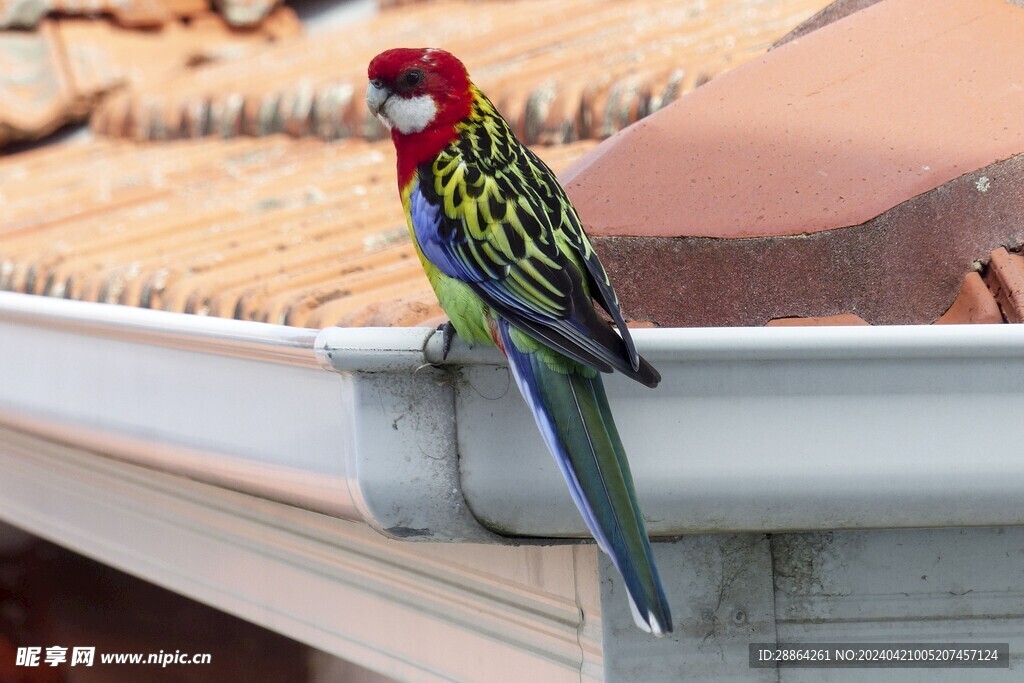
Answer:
[409, 181, 483, 282]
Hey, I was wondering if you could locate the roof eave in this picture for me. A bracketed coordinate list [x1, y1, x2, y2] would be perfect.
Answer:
[3, 291, 1024, 541]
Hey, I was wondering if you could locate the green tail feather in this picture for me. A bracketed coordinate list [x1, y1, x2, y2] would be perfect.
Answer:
[499, 321, 673, 635]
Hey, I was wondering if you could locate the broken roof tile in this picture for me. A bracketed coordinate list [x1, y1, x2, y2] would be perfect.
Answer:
[6, 0, 1017, 332]
[92, 0, 832, 144]
[984, 247, 1024, 323]
[766, 314, 869, 327]
[564, 0, 1024, 327]
[934, 271, 1004, 325]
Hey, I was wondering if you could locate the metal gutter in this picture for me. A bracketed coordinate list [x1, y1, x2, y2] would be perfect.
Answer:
[3, 291, 1024, 540]
[0, 287, 320, 365]
[0, 291, 493, 542]
[448, 323, 1024, 536]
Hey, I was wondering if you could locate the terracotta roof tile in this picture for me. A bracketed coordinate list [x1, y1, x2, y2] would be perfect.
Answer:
[0, 0, 209, 29]
[985, 247, 1024, 323]
[213, 0, 280, 27]
[92, 0, 831, 144]
[10, 0, 1015, 332]
[772, 0, 882, 46]
[0, 10, 299, 147]
[563, 0, 1024, 327]
[565, 0, 1024, 239]
[0, 137, 597, 327]
[766, 313, 869, 327]
[934, 271, 1004, 325]
[60, 11, 299, 97]
[0, 22, 77, 145]
[0, 0, 281, 28]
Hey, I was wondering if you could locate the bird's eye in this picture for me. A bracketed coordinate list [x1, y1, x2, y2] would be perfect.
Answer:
[401, 70, 423, 88]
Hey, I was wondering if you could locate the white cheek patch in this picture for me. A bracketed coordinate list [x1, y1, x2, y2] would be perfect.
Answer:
[383, 94, 438, 135]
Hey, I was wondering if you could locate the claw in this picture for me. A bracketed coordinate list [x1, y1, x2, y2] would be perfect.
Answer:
[438, 321, 456, 361]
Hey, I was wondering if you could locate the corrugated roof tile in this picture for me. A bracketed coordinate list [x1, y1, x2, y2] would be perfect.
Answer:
[0, 9, 299, 147]
[10, 0, 1013, 331]
[92, 0, 831, 144]
[0, 0, 288, 29]
[0, 21, 76, 145]
[0, 137, 597, 327]
[0, 0, 209, 29]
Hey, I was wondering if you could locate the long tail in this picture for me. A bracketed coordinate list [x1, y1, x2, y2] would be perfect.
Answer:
[497, 320, 673, 636]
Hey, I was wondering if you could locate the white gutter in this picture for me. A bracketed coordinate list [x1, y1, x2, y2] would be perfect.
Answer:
[0, 291, 493, 543]
[2, 291, 1024, 540]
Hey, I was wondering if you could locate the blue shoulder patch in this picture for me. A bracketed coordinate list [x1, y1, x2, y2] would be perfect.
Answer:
[408, 183, 479, 282]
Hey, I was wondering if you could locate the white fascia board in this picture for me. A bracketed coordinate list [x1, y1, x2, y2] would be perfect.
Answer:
[3, 291, 1024, 539]
[0, 425, 602, 683]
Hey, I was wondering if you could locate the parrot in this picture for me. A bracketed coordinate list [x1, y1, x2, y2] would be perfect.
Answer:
[366, 47, 672, 636]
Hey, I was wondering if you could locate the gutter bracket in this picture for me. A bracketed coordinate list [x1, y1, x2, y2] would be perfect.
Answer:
[315, 327, 507, 544]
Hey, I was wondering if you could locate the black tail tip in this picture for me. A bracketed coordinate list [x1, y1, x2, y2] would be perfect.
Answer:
[637, 357, 661, 388]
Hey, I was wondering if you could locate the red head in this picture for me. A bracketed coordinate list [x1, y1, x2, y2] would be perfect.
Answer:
[367, 48, 475, 186]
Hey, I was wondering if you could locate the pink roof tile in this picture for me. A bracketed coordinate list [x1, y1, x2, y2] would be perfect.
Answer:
[766, 313, 869, 327]
[772, 0, 882, 46]
[934, 271, 1004, 325]
[985, 247, 1024, 323]
[564, 0, 1024, 239]
[562, 0, 1024, 326]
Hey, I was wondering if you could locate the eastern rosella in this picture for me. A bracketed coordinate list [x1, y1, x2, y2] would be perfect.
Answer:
[367, 48, 672, 636]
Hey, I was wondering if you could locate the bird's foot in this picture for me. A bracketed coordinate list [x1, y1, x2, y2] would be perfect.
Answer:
[437, 321, 456, 361]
